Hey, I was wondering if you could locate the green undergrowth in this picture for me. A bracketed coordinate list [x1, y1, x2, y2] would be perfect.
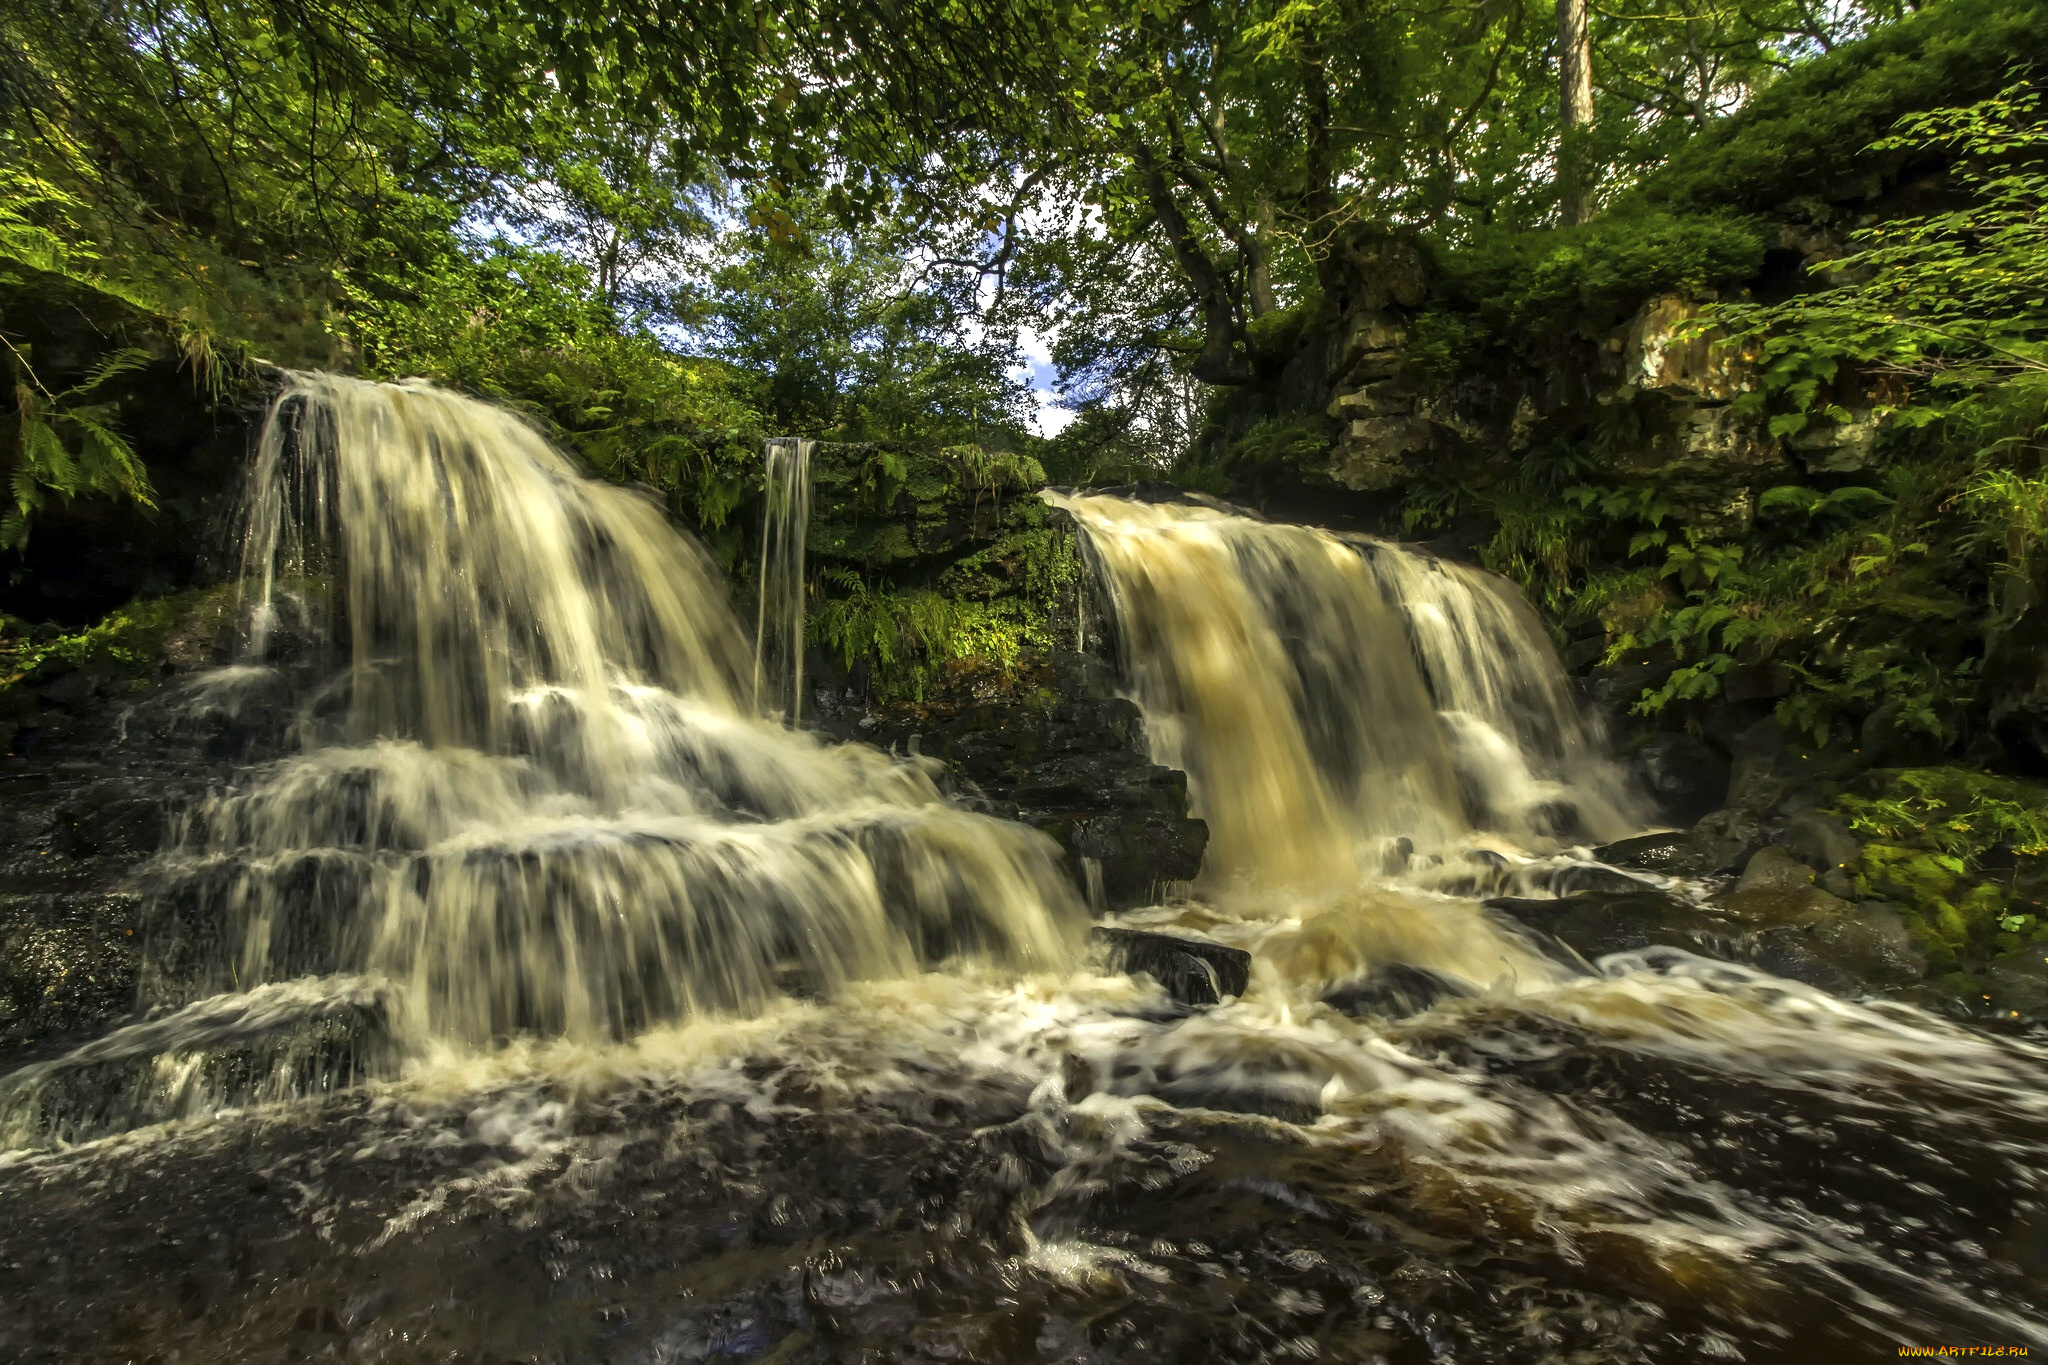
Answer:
[1644, 0, 2048, 216]
[1409, 210, 1768, 378]
[802, 442, 1083, 704]
[1410, 79, 2048, 773]
[1828, 767, 2048, 972]
[0, 585, 234, 688]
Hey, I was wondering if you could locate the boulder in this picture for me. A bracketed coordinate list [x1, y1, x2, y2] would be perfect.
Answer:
[1485, 889, 1725, 963]
[1779, 809, 1860, 875]
[1788, 410, 1884, 473]
[1807, 902, 1927, 986]
[1622, 296, 1754, 403]
[1626, 732, 1730, 825]
[1329, 415, 1433, 492]
[1737, 845, 1815, 894]
[1093, 927, 1251, 1007]
[1323, 963, 1471, 1020]
[1596, 806, 1765, 878]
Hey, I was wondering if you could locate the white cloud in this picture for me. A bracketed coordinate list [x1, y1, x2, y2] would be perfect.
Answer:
[1031, 390, 1075, 437]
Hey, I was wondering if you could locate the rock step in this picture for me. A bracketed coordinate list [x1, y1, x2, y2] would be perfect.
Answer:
[1091, 926, 1251, 1007]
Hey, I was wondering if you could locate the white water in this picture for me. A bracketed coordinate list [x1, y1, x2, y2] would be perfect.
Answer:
[156, 376, 1079, 1052]
[1047, 491, 1639, 908]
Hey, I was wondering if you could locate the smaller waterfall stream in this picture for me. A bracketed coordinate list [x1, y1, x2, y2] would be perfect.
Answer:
[753, 436, 815, 724]
[1048, 490, 1638, 903]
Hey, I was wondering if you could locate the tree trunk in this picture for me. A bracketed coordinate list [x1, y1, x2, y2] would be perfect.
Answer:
[1246, 195, 1277, 318]
[1138, 154, 1249, 385]
[1557, 0, 1594, 226]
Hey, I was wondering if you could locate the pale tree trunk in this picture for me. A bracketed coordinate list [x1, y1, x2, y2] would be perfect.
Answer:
[1246, 195, 1278, 318]
[1557, 0, 1595, 225]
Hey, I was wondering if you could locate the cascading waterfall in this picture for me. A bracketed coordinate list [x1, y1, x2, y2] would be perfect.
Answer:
[753, 436, 815, 724]
[6, 423, 2048, 1361]
[1047, 489, 1640, 900]
[0, 376, 1080, 1144]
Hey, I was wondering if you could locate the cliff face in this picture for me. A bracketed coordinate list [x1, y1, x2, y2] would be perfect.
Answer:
[790, 440, 1208, 911]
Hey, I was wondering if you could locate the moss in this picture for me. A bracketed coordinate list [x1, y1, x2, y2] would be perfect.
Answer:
[1644, 0, 2048, 216]
[1420, 209, 1768, 364]
[1832, 767, 2048, 972]
[0, 585, 236, 687]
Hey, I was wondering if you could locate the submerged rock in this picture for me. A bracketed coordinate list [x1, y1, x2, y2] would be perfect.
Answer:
[838, 656, 1208, 909]
[1486, 891, 1714, 964]
[1093, 927, 1251, 1007]
[1323, 963, 1472, 1020]
[1487, 875, 1936, 997]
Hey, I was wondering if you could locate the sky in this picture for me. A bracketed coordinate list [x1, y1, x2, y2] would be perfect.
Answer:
[1012, 326, 1075, 437]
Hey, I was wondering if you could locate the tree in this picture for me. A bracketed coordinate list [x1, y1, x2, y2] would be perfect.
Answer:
[700, 195, 1030, 444]
[1558, 0, 1595, 224]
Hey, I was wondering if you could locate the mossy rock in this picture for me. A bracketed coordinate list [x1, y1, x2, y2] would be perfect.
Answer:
[1, 584, 237, 692]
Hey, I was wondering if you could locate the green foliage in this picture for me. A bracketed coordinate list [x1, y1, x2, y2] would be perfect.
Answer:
[0, 345, 154, 548]
[1707, 83, 2048, 431]
[0, 587, 232, 685]
[1217, 415, 1336, 480]
[1646, 0, 2048, 215]
[809, 575, 1031, 705]
[1566, 83, 2046, 746]
[1835, 767, 2048, 861]
[1455, 210, 1767, 336]
[1831, 767, 2048, 969]
[699, 194, 1033, 447]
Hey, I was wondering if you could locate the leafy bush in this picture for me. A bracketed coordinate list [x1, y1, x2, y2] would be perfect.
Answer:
[810, 576, 1023, 703]
[0, 586, 233, 685]
[1425, 208, 1767, 354]
[1646, 0, 2048, 215]
[1830, 766, 2048, 969]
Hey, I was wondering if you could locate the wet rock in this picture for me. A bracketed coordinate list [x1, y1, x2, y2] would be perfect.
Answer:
[1779, 809, 1860, 876]
[1546, 862, 1655, 897]
[0, 891, 144, 1055]
[1596, 807, 1764, 879]
[1984, 958, 2048, 1023]
[1093, 927, 1251, 1007]
[1807, 902, 1927, 986]
[1486, 890, 1727, 964]
[1489, 884, 1925, 996]
[1737, 845, 1815, 895]
[1723, 881, 1853, 930]
[33, 669, 106, 712]
[1626, 732, 1730, 826]
[1724, 717, 1794, 810]
[1323, 964, 1470, 1020]
[840, 658, 1208, 909]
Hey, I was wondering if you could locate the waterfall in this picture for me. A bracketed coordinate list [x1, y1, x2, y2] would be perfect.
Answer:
[753, 437, 814, 724]
[150, 377, 1081, 1052]
[11, 440, 2048, 1360]
[1046, 490, 1643, 898]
